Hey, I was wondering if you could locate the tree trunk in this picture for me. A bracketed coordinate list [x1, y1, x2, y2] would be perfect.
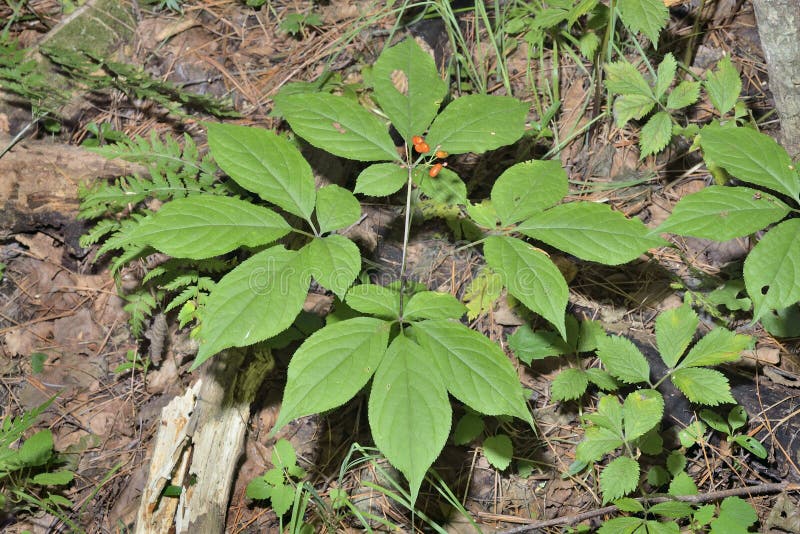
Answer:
[752, 0, 800, 159]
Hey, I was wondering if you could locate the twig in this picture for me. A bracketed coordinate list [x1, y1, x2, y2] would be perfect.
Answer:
[498, 482, 800, 533]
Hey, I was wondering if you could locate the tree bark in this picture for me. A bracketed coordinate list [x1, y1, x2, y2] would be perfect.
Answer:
[752, 0, 800, 159]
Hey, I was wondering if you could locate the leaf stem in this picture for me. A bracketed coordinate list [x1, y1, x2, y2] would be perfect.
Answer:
[398, 148, 415, 318]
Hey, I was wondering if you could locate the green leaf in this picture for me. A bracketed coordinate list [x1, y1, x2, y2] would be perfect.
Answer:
[507, 324, 571, 364]
[654, 53, 677, 100]
[425, 95, 529, 155]
[657, 186, 790, 240]
[207, 122, 315, 219]
[300, 235, 360, 299]
[656, 302, 699, 368]
[18, 429, 53, 467]
[518, 202, 665, 265]
[705, 56, 742, 115]
[270, 483, 295, 515]
[613, 93, 656, 126]
[453, 412, 485, 445]
[637, 427, 664, 455]
[586, 394, 624, 434]
[414, 166, 467, 205]
[670, 368, 735, 406]
[32, 470, 74, 486]
[371, 37, 448, 142]
[576, 426, 624, 463]
[605, 60, 654, 97]
[127, 196, 291, 259]
[646, 520, 681, 534]
[700, 125, 800, 202]
[649, 501, 694, 519]
[413, 319, 532, 423]
[272, 439, 297, 470]
[404, 291, 466, 321]
[617, 0, 668, 45]
[623, 389, 664, 441]
[640, 111, 673, 157]
[707, 280, 752, 312]
[577, 319, 605, 353]
[315, 185, 361, 233]
[275, 317, 391, 430]
[466, 201, 498, 228]
[728, 405, 747, 431]
[666, 451, 687, 475]
[491, 160, 568, 226]
[678, 328, 750, 368]
[368, 333, 450, 502]
[274, 93, 399, 162]
[463, 267, 504, 320]
[666, 81, 701, 110]
[598, 517, 645, 534]
[761, 303, 800, 337]
[483, 434, 513, 471]
[246, 477, 273, 500]
[600, 456, 640, 503]
[551, 368, 589, 401]
[700, 409, 730, 434]
[711, 496, 758, 533]
[732, 435, 768, 459]
[193, 246, 309, 368]
[669, 471, 698, 496]
[354, 163, 407, 197]
[677, 420, 706, 447]
[585, 368, 619, 391]
[648, 465, 671, 487]
[596, 335, 651, 384]
[345, 284, 400, 319]
[615, 497, 645, 513]
[483, 236, 568, 338]
[744, 219, 800, 320]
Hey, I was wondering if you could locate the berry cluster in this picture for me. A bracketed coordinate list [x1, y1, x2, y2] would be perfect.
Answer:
[411, 135, 448, 177]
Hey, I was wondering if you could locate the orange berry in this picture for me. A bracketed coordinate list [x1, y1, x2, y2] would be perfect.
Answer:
[411, 135, 424, 145]
[435, 150, 448, 159]
[414, 141, 430, 154]
[429, 163, 443, 177]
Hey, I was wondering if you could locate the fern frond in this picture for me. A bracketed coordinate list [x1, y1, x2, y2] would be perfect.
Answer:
[165, 285, 199, 313]
[79, 219, 120, 248]
[123, 291, 158, 337]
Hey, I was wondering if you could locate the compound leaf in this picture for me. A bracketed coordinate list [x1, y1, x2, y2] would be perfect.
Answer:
[596, 335, 651, 384]
[315, 185, 361, 233]
[372, 37, 447, 142]
[657, 186, 790, 240]
[518, 202, 665, 265]
[670, 368, 735, 406]
[600, 456, 640, 503]
[275, 317, 391, 430]
[491, 160, 568, 226]
[300, 235, 361, 299]
[425, 95, 528, 155]
[274, 93, 400, 162]
[483, 235, 568, 338]
[193, 246, 308, 368]
[700, 124, 800, 202]
[207, 122, 315, 219]
[369, 333, 450, 502]
[414, 319, 532, 423]
[127, 196, 290, 259]
[744, 219, 800, 321]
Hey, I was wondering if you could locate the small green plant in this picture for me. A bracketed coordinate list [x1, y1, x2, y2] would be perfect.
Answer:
[691, 406, 768, 460]
[279, 12, 324, 37]
[655, 123, 800, 328]
[114, 349, 151, 375]
[573, 301, 751, 502]
[0, 397, 77, 530]
[247, 439, 308, 521]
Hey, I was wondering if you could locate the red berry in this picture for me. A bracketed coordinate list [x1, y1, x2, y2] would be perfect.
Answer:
[411, 135, 424, 145]
[435, 150, 448, 159]
[414, 141, 430, 154]
[429, 163, 443, 177]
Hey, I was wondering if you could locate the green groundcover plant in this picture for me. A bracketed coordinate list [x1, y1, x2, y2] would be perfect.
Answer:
[86, 37, 668, 500]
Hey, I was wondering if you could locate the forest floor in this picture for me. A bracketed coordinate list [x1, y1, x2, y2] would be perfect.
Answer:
[1, 0, 799, 532]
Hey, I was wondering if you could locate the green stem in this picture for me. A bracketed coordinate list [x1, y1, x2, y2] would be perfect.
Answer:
[398, 155, 416, 318]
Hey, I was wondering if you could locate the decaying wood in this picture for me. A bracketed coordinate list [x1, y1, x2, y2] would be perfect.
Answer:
[135, 348, 274, 534]
[0, 134, 143, 240]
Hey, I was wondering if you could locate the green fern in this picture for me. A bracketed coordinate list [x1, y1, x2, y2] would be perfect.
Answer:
[123, 291, 159, 337]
